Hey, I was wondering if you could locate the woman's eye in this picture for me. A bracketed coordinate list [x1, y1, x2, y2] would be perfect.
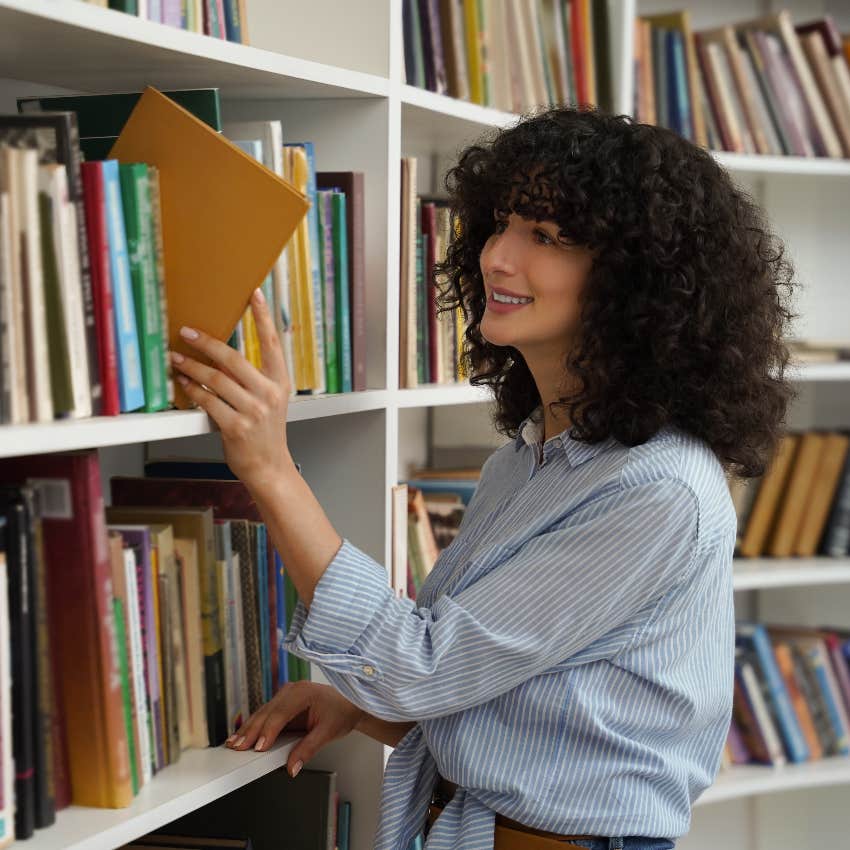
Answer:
[493, 219, 508, 234]
[533, 228, 554, 245]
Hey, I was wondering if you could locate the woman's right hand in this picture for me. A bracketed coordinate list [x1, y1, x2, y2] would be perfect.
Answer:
[227, 681, 365, 778]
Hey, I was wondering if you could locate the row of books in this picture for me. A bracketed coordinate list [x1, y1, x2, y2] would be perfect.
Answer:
[82, 0, 249, 44]
[399, 158, 465, 388]
[403, 0, 613, 114]
[726, 622, 850, 768]
[392, 468, 478, 598]
[635, 10, 850, 159]
[732, 431, 850, 559]
[0, 452, 308, 842]
[1, 87, 366, 426]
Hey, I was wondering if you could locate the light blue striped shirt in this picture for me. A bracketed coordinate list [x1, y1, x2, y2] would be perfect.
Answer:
[285, 416, 737, 850]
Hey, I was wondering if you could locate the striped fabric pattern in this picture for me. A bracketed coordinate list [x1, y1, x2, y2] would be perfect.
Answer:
[285, 418, 737, 850]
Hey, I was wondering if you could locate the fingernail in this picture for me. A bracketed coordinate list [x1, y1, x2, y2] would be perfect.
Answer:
[180, 326, 200, 340]
[177, 374, 189, 386]
[235, 735, 245, 748]
[226, 734, 236, 744]
[290, 759, 303, 778]
[170, 350, 185, 364]
[254, 736, 266, 751]
[254, 288, 265, 304]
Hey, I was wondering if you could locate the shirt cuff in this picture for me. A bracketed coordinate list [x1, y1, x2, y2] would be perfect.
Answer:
[283, 538, 395, 681]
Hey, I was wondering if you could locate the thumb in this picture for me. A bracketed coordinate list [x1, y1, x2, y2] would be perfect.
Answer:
[286, 725, 335, 778]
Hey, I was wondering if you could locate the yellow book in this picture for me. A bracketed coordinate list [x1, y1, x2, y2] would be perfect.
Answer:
[241, 308, 262, 369]
[283, 146, 320, 391]
[109, 87, 309, 407]
[464, 0, 484, 104]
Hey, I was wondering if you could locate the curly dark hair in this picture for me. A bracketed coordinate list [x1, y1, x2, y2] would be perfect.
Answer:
[436, 106, 796, 478]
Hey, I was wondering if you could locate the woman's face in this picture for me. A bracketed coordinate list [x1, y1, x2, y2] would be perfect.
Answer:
[479, 213, 594, 362]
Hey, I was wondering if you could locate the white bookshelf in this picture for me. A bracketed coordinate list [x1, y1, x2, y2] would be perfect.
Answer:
[3, 0, 850, 848]
[25, 737, 298, 850]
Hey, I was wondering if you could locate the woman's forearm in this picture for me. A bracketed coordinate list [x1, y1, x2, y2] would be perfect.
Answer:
[356, 714, 417, 748]
[249, 459, 342, 609]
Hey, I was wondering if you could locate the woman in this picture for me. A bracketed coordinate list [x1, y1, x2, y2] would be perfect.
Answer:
[170, 107, 794, 850]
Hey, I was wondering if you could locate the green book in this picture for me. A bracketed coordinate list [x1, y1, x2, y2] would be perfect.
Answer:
[109, 0, 138, 12]
[331, 191, 352, 394]
[317, 191, 339, 394]
[37, 191, 74, 416]
[113, 598, 140, 795]
[17, 88, 223, 136]
[119, 163, 168, 412]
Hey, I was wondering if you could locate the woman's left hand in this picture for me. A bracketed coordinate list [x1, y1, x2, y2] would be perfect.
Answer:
[169, 288, 294, 490]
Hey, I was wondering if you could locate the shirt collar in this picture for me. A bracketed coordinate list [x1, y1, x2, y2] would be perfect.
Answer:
[514, 407, 613, 467]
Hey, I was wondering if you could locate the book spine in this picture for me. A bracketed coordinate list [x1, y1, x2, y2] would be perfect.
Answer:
[807, 644, 850, 755]
[28, 499, 55, 828]
[215, 560, 236, 734]
[318, 192, 339, 394]
[422, 204, 439, 386]
[112, 599, 139, 794]
[331, 192, 353, 394]
[101, 161, 145, 412]
[266, 532, 277, 694]
[122, 547, 152, 784]
[275, 551, 288, 687]
[0, 531, 15, 840]
[256, 525, 271, 703]
[821, 451, 850, 556]
[81, 163, 120, 416]
[118, 165, 167, 413]
[739, 655, 786, 764]
[303, 143, 326, 394]
[222, 0, 242, 42]
[792, 643, 837, 755]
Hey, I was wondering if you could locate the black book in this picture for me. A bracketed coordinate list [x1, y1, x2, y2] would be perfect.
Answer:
[0, 486, 36, 838]
[0, 112, 102, 415]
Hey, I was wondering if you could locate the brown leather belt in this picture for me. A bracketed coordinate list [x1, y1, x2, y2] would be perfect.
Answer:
[429, 777, 606, 849]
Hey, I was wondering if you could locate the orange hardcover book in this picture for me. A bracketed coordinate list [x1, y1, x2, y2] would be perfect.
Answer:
[767, 432, 825, 557]
[738, 434, 798, 558]
[109, 87, 309, 408]
[795, 432, 850, 556]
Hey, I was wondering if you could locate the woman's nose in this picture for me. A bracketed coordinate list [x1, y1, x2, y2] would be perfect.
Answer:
[481, 231, 518, 277]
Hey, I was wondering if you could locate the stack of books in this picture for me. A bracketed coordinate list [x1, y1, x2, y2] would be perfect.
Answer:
[403, 0, 614, 112]
[732, 431, 850, 559]
[399, 158, 465, 389]
[726, 622, 850, 768]
[634, 10, 850, 158]
[0, 452, 308, 839]
[82, 0, 249, 44]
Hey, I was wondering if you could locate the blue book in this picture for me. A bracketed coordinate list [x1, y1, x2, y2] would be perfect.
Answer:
[406, 478, 478, 506]
[275, 551, 288, 687]
[803, 639, 850, 756]
[285, 142, 326, 392]
[667, 30, 693, 141]
[255, 524, 272, 702]
[737, 623, 809, 763]
[332, 191, 353, 393]
[101, 159, 145, 412]
[223, 0, 243, 43]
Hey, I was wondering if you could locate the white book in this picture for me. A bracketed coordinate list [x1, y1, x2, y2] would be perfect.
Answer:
[0, 191, 16, 424]
[15, 146, 52, 422]
[123, 546, 153, 785]
[0, 546, 14, 846]
[40, 164, 92, 418]
[216, 559, 237, 734]
[222, 120, 295, 391]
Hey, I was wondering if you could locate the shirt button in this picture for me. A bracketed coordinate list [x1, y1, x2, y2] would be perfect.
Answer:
[362, 665, 375, 677]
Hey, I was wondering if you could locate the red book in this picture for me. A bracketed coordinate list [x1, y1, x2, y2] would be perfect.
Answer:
[570, 0, 587, 104]
[0, 452, 133, 808]
[81, 162, 120, 417]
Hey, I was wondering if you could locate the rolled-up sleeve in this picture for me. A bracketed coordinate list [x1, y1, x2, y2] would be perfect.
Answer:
[284, 478, 699, 722]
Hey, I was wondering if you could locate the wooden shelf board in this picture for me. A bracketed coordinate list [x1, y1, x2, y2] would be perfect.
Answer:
[25, 737, 298, 850]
